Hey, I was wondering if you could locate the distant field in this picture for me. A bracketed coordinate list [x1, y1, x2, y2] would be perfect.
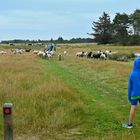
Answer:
[0, 44, 140, 139]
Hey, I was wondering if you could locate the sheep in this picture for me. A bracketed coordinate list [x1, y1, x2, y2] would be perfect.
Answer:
[100, 52, 107, 59]
[47, 53, 53, 58]
[92, 51, 102, 59]
[104, 50, 112, 57]
[87, 52, 92, 58]
[25, 48, 31, 52]
[133, 52, 140, 57]
[0, 51, 7, 55]
[83, 52, 88, 57]
[46, 51, 54, 58]
[64, 51, 67, 55]
[38, 50, 54, 59]
[33, 50, 39, 54]
[92, 51, 107, 59]
[76, 51, 85, 57]
[11, 49, 23, 54]
[37, 51, 46, 57]
[49, 51, 54, 56]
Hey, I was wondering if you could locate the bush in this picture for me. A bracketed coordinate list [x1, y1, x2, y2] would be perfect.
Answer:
[108, 53, 129, 62]
[128, 52, 135, 59]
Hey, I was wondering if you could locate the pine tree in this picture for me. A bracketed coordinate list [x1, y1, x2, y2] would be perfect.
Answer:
[112, 13, 130, 45]
[130, 9, 140, 35]
[91, 12, 112, 44]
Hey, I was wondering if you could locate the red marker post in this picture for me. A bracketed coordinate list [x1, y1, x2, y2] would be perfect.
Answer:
[3, 103, 13, 140]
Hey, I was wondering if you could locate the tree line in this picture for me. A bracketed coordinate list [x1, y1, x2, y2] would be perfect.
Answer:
[0, 37, 93, 44]
[90, 9, 140, 45]
[1, 9, 140, 46]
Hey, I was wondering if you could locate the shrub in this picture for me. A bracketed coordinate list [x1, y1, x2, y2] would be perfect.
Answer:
[108, 53, 129, 62]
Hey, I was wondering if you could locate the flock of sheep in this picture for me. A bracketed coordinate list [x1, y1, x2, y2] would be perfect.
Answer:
[76, 50, 140, 61]
[36, 50, 54, 58]
[11, 48, 31, 54]
[0, 48, 32, 55]
[0, 48, 55, 58]
[76, 50, 116, 59]
[0, 50, 7, 55]
[0, 47, 140, 62]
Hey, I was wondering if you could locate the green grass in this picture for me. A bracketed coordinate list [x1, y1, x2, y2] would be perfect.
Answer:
[41, 45, 140, 139]
[1, 44, 140, 139]
[41, 59, 125, 137]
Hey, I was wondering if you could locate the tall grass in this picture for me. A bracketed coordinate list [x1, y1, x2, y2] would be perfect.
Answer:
[42, 45, 140, 139]
[0, 52, 85, 139]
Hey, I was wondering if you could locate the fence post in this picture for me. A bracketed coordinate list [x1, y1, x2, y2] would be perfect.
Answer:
[58, 54, 62, 61]
[3, 103, 13, 140]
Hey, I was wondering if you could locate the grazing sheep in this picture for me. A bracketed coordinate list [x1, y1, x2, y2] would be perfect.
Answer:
[83, 52, 88, 57]
[76, 51, 85, 57]
[0, 51, 7, 55]
[104, 50, 112, 57]
[133, 52, 140, 57]
[11, 48, 24, 54]
[9, 43, 14, 46]
[87, 52, 92, 58]
[46, 51, 54, 58]
[92, 51, 102, 59]
[64, 51, 67, 55]
[33, 50, 39, 54]
[37, 51, 46, 57]
[100, 52, 107, 59]
[25, 48, 31, 52]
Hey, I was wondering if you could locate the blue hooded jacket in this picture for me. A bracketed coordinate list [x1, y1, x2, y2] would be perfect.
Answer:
[128, 57, 140, 101]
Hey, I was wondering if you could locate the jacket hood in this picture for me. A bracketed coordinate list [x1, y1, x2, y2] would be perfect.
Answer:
[133, 57, 140, 72]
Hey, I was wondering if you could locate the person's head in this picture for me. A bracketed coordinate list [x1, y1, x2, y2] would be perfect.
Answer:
[133, 57, 140, 71]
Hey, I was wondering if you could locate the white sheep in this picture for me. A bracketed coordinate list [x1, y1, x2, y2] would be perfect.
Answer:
[76, 51, 84, 57]
[105, 50, 112, 56]
[133, 52, 140, 57]
[100, 52, 107, 59]
[33, 50, 39, 54]
[37, 51, 45, 57]
[84, 52, 88, 57]
[64, 51, 67, 55]
[11, 49, 23, 54]
[0, 51, 7, 55]
[46, 51, 54, 58]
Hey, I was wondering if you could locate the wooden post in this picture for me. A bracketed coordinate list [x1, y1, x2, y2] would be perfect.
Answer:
[58, 54, 62, 61]
[3, 103, 13, 140]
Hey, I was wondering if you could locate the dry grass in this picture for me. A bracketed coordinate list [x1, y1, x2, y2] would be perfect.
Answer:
[0, 50, 85, 139]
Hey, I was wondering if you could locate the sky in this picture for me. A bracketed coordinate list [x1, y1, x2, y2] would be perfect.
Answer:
[0, 0, 140, 41]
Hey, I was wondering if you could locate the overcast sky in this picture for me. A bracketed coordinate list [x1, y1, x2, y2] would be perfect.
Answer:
[0, 0, 139, 41]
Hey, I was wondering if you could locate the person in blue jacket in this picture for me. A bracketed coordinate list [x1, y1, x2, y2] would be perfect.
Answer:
[122, 57, 140, 128]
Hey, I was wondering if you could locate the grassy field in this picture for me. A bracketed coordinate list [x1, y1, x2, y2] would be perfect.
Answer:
[0, 44, 140, 139]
